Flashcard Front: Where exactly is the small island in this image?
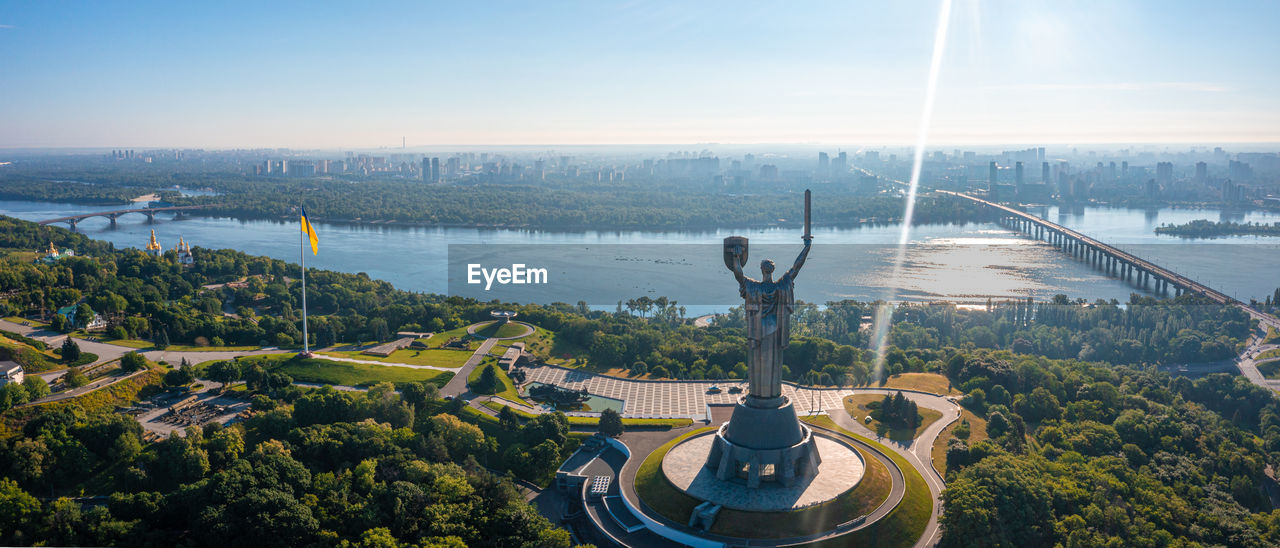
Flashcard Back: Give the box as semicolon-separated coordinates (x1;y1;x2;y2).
1155;219;1280;238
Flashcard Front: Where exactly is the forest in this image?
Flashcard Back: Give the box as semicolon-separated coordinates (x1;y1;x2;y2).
940;350;1280;547
0;377;576;547
1156;219;1280;238
3;214;1280;546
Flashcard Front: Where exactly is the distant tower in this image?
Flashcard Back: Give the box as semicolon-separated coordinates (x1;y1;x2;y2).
1015;161;1025;187
988;161;998;190
1195;161;1207;183
431;157;440;183
1156;162;1173;186
818;152;829;171
1042;162;1050;184
145;230;163;257
176;237;194;266
421;157;430;182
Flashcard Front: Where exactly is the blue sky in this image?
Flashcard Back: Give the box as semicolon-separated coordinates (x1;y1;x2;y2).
1;1;1277;148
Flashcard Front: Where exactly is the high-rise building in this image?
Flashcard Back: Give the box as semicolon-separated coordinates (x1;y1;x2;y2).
1037;147;1046;162
988;161;998;189
1156;162;1173;185
422;158;430;182
1229;160;1253;180
1195;161;1208;183
833;152;847;173
1015;161;1024;188
1042;162;1050;183
431;157;440;182
818;152;829;170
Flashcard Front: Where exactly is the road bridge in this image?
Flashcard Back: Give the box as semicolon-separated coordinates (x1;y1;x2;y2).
939;190;1236;303
38;205;212;229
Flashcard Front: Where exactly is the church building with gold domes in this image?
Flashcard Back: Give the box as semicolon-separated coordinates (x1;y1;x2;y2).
176;236;194;266
145;229;163;257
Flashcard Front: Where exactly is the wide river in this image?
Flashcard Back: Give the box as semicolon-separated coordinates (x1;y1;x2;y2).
3;198;1278;314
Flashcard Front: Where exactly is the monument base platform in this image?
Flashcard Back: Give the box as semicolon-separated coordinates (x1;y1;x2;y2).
662;430;865;512
704;396;822;488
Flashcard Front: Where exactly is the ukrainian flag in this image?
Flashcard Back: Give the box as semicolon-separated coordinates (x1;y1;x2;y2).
301;207;318;255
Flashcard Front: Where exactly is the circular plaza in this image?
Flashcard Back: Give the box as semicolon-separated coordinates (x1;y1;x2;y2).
660;429;865;512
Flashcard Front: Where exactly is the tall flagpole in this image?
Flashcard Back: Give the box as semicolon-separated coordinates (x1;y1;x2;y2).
300;208;310;357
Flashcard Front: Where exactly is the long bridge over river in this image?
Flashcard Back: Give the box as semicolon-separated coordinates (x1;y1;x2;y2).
38;205;212;229
939;190;1280;335
939;190;1232;302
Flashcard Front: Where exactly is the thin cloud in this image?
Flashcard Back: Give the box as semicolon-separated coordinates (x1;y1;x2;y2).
0;24;14;29
987;82;1231;93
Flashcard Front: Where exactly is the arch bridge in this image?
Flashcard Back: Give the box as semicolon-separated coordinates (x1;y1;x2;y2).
37;205;213;230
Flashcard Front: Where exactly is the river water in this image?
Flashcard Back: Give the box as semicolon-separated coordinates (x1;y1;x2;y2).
3;199;1277;313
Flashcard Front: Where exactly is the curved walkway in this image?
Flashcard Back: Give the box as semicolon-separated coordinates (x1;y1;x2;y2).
466;320;535;340
606;418;907;547
518;364;958;546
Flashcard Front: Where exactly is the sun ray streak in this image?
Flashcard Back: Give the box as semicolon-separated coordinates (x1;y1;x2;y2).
871;0;954;382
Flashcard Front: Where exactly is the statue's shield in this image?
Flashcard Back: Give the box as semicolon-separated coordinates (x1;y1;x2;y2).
723;236;748;270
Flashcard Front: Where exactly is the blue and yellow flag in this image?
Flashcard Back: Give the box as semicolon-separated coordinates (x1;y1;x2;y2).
301;207;318;255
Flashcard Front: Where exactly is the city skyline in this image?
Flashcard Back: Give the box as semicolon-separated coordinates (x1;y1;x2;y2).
2;1;1279;148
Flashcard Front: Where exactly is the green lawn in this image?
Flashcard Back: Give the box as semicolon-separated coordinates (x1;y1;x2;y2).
318;347;473;368
467;359;524;402
102;338;154;349
803;415;934;548
436;325;480;342
523;325;589;367
844;394;944;441
632;425;894;539
633;427;715;526
100;337;262;351
472;320;531;339
3;316;48;328
1265;327;1280;345
931;408;988;476
243;354;453;388
1258;348;1280;361
1258;359;1280;379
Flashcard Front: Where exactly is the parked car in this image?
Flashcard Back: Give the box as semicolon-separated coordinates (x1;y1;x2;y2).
706;386;721;394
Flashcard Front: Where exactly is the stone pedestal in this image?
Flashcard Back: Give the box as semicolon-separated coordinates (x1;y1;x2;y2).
704;396;821;488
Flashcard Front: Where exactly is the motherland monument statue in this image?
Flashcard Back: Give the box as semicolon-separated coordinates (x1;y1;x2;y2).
706;189;822;488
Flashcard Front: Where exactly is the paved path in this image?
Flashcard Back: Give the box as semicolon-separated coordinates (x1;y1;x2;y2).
466;320;535;340
827;398;958;548
602;415;910;547
692;314;719;328
523;364;956;419
1;318;287;376
522;363;959;547
441;338;497;397
29;368;150;405
1237;334;1280;391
